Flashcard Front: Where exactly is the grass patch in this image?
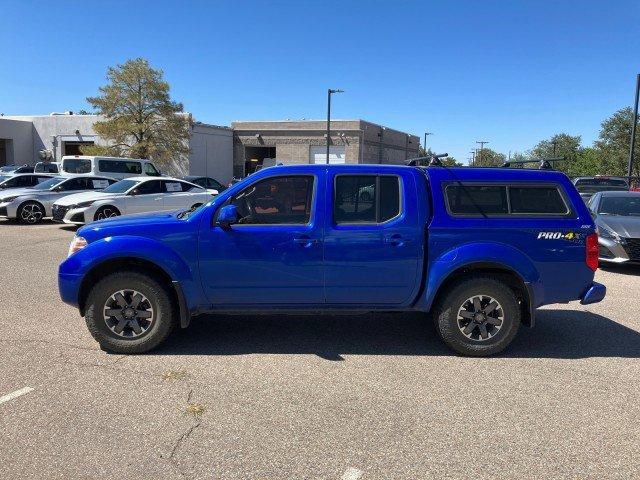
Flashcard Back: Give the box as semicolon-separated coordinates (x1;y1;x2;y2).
161;370;189;381
185;403;205;417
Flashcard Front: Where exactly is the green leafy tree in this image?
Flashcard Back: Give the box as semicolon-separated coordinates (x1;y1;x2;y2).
441;155;463;167
86;58;190;172
594;107;640;177
473;148;505;167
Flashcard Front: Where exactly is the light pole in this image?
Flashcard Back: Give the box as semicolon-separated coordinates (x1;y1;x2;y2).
424;132;433;154
476;140;489;165
628;74;640;180
326;89;344;164
469;150;476;166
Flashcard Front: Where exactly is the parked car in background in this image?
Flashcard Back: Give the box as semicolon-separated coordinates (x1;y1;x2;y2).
0;173;54;190
52;177;214;225
587;191;640;264
59;164;604;356
0;175;116;224
0;164;34;174
34;161;61;173
182;175;227;194
573;176;629;202
60;156;161;180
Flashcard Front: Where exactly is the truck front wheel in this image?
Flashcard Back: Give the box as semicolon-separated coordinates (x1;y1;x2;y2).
433;276;520;356
84;271;176;353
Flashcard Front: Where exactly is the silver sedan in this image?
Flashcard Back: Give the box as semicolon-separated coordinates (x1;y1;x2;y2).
0;175;116;224
587;191;640;264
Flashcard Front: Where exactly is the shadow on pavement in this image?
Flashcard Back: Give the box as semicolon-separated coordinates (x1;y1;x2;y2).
600;264;640;277
156;309;640;360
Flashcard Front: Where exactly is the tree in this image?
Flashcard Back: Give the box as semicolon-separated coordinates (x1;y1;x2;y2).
594;107;640;177
473;148;505;167
441;155;463;167
86;58;190;173
530;133;581;175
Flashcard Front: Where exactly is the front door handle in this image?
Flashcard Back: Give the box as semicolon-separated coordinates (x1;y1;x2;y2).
293;236;319;247
384;233;410;247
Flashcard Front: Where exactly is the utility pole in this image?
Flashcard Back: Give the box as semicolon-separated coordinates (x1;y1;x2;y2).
326;89;344;164
424;132;433;154
469;150;476;166
628;74;640;180
552;139;558;156
476;140;488;165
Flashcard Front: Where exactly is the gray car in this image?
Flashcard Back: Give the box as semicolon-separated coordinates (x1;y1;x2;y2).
587;191;640;264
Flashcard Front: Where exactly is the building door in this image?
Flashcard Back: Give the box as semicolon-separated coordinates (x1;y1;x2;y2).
244;146;276;175
0;139;6;166
62;141;94;156
310;146;346;164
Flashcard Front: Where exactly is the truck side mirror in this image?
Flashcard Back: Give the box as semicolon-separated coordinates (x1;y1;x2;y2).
217;204;238;228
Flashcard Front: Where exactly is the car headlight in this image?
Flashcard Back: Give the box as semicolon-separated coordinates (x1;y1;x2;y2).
68;236;88;257
597;225;619;241
73;200;95;208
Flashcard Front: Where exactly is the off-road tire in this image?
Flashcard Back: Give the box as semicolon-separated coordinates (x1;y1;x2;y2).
433;275;520;356
85;271;176;353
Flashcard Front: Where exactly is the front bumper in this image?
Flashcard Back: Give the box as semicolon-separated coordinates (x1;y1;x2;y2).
0;201;17;218
598;236;640;264
580;282;606;305
61;207;89;225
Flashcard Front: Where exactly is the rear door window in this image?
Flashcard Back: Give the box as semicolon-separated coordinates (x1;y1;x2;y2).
334;175;401;223
99;160;142;174
136;180;163;195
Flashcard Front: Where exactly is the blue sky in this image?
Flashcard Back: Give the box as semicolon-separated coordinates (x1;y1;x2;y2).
1;0;638;163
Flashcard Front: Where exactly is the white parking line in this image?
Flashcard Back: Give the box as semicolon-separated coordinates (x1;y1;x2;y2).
0;386;34;405
341;467;363;480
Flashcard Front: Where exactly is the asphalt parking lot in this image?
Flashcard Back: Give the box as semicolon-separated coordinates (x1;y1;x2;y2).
1;221;639;479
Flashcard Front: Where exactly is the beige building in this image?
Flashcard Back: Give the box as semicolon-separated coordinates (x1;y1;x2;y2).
231;120;420;177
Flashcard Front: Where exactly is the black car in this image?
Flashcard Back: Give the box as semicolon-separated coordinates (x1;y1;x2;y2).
573;176;629;202
182;175;227;193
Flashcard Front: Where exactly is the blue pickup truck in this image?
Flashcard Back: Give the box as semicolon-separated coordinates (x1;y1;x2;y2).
59;164;605;356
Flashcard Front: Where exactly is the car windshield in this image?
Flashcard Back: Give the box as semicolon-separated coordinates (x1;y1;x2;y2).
101;179;138;194
599;196;640;216
32;176;66;190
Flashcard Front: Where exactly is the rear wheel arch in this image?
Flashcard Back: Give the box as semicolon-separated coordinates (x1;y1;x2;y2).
432;262;533;327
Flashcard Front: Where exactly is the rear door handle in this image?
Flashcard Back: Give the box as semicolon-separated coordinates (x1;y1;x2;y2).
384;233;410;246
293;236;319;247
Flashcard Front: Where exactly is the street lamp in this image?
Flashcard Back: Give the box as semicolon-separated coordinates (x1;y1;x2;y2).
424;132;433;154
326;88;344;164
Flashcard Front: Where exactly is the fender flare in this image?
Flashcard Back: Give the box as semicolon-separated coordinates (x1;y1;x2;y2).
419;242;542;313
64;236;199;327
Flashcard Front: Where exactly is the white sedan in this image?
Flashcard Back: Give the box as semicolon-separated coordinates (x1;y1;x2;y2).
0;175;116;224
52;176;215;225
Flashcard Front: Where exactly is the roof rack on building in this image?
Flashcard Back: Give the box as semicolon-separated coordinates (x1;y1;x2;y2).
501;156;567;170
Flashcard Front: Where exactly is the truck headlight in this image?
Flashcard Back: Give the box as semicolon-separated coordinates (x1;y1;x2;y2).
68;236;88;257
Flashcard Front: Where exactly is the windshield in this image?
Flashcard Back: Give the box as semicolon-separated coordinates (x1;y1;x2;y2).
102;179;138;194
599;196;640;216
32;176;66;190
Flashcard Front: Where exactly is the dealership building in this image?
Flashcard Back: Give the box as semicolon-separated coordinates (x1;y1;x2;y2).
0;114;419;182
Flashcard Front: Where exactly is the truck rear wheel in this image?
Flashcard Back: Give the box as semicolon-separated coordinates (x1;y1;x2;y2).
433;276;520;356
84;271;176;353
